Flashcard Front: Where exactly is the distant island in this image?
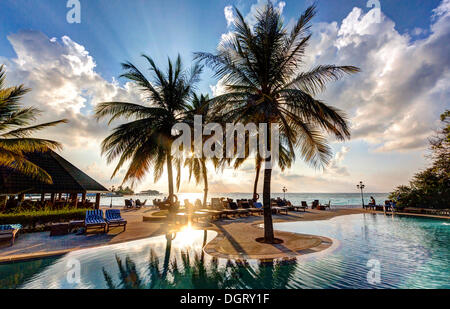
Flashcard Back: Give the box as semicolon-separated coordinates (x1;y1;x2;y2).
138;189;161;196
112;186;134;196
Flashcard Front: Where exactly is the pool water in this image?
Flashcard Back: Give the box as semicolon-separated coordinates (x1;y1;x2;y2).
0;214;448;289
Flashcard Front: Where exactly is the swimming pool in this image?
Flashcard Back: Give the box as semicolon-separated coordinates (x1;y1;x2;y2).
0;214;448;289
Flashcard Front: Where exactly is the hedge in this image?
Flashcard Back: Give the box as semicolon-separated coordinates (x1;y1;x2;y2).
0;209;89;230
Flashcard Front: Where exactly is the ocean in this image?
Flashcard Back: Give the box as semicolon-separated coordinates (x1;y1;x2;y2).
99;192;390;208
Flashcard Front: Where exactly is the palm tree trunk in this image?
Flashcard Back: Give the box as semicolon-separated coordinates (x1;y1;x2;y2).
166;153;174;209
0;173;6;211
0;196;6;211
263;157;275;243
162;233;174;280
201;159;208;208
253;158;261;201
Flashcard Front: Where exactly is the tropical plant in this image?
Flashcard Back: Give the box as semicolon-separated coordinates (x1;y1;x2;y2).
0;65;67;183
115;185;134;195
390;110;450;208
195;4;358;242
183;94;213;207
0;65;67;209
95;55;202;209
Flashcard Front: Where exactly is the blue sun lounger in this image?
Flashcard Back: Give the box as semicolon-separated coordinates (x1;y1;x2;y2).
0;224;22;246
105;209;127;232
85;210;107;233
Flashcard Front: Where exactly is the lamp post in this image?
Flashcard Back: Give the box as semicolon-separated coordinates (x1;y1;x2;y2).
109;186;115;208
357;181;365;208
282;186;287;200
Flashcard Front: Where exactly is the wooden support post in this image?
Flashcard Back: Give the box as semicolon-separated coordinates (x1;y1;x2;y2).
82;193;87;205
58;193;62;200
18;194;25;202
41;193;45;202
95;193;100;209
73;193;79;208
51;193;56;204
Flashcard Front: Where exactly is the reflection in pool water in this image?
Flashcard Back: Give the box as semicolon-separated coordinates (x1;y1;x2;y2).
0;214;448;289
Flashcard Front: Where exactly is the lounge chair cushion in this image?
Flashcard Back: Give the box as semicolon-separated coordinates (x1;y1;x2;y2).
85;210;106;225
0;224;22;231
105;209;126;223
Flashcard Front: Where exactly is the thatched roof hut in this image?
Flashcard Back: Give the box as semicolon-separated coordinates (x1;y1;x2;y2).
0;150;108;209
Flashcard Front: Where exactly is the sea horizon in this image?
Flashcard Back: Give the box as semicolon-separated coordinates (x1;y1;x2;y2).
99;192;390;207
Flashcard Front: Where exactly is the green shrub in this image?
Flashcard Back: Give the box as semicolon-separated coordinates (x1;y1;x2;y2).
3;200;72;214
0;208;89;229
390;110;450;209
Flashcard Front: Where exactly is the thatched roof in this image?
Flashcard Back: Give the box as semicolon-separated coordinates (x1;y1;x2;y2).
0;150;109;195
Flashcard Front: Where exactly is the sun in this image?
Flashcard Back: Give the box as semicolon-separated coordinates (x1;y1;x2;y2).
175;222;199;247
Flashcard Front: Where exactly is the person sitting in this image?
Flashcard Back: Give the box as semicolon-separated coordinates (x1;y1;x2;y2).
195;199;203;209
184;199;194;212
129;198;135;207
366;196;376;209
390;200;397;212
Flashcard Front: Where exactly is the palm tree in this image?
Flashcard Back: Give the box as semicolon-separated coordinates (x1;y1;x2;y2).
195;4;359;243
184;93;214;207
234;139;295;201
0;65;67;205
95;55;202;210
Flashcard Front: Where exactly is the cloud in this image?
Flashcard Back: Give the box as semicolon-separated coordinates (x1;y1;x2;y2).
212;1;450;154
0;30;142;147
224;5;234;27
0;30;143;187
275;171;355;192
211;0;288;97
245;0;286;28
209;77;228;96
327;146;350;176
305;3;450;152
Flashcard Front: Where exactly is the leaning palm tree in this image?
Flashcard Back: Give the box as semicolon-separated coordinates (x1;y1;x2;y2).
0;65;67;187
184;93;214;207
95;55;202;209
195;4;359;243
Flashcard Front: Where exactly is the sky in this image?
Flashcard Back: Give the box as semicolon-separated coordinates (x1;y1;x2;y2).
0;0;449;194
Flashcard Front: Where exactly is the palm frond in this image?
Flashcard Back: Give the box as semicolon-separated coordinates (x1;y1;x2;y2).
283;65;360;95
1;119;68;138
0;149;53;183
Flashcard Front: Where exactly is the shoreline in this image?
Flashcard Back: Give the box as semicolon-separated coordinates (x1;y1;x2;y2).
0;207;447;263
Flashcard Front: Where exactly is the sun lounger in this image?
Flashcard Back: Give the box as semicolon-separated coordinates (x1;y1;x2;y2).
211;198;222;209
85;209;107;233
136;199;147;208
105;209;127;232
293;201;308;212
211;200;239;218
272;206;288;215
0;224;22;246
124;199;133;208
317;201;331;210
241;200;264;215
198;208;225;219
311;200;319;209
233;201;250;217
245;200;264;215
192;211;210;222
